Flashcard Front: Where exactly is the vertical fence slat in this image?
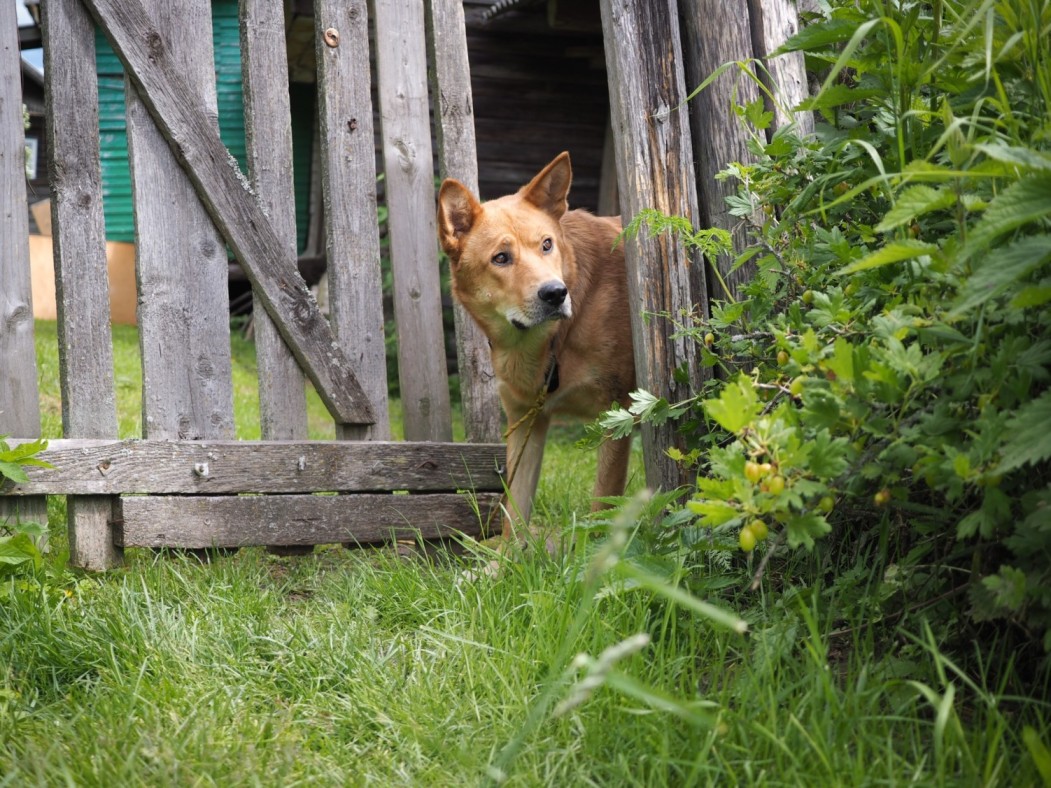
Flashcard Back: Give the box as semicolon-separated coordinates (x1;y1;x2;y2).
747;0;814;137
0;1;47;533
126;0;235;441
372;0;453;442
600;0;709;494
240;0;308;442
425;0;501;444
41;0;121;569
680;0;764;301
314;0;390;442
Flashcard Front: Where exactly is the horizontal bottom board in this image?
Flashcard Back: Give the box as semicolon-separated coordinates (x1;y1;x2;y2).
115;493;502;548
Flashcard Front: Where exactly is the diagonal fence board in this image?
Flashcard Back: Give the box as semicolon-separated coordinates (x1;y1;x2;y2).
116;493;501;549
6;440;505;496
82;0;373;427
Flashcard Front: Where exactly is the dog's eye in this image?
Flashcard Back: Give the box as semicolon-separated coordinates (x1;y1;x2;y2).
491;252;510;266
542;237;553;253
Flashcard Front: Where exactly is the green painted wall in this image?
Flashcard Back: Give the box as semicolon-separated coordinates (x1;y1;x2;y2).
95;0;312;253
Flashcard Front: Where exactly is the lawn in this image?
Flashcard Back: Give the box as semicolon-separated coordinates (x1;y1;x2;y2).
1;321;1048;785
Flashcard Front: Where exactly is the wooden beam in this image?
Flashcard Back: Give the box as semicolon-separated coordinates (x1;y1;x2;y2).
426;0;503;443
241;0;309;441
680;0;764;302
5;439;505;495
0;0;47;534
82;0;375;427
372;0;453;442
314;0;390;441
127;0;235;441
600;0;709;493
41;0;122;570
116;492;500;548
747;0;814;137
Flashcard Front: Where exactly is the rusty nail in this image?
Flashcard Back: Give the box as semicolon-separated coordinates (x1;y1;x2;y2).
324;27;340;47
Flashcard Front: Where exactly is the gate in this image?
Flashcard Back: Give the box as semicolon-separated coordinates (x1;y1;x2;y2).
1;0;504;569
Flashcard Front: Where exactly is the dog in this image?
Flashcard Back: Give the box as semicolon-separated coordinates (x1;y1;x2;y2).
437;152;635;543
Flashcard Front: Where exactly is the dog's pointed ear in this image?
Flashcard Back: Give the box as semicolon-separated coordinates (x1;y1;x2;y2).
438;179;483;263
521;151;572;219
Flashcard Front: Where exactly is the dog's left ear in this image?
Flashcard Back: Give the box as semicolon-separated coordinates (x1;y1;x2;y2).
521;151;572;219
437;178;483;263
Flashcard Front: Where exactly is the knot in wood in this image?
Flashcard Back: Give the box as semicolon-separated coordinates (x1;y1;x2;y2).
146;31;164;62
193;462;210;478
323;27;340;47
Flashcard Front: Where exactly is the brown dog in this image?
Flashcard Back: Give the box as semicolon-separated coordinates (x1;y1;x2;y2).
437;152;635;541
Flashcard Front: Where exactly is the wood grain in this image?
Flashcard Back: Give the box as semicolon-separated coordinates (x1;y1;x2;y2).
126;0;235;441
5;439;505;495
426;0;502;444
116;492;499;548
241;0;309;441
0;0;47;532
83;0;375;427
747;0;814;137
372;0;453;442
314;0;390;442
680;0;764;302
600;0;709;493
41;0;122;570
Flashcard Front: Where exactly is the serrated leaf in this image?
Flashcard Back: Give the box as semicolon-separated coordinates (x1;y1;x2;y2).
773;16;861;54
786;513;832;550
824;337;856;384
838;240;940;274
876;185;957;233
952;235;1051;314
797;85;883;112
963;173;1051;257
997;391;1051;474
1011;283;1051;308
702;375;761;434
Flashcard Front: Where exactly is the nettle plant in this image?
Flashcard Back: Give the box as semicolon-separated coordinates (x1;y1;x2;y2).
604;0;1051;647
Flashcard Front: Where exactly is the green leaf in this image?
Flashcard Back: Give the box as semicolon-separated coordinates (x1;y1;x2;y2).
1022;726;1051;786
980;566;1027;614
963;173;1051;258
0;461;29;484
773;16;861;54
702;375;761;434
838;240;940;274
997;391;1051;474
952;235;1051;314
824;337;856;384
617;562;748;634
742;97;773;131
797;85;883;112
685;498;739;527
974;143;1051;172
1011;283;1051;309
876;185;957;233
786;513;831;550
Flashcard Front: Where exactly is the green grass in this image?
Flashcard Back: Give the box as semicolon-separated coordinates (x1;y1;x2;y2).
2;321;1049;785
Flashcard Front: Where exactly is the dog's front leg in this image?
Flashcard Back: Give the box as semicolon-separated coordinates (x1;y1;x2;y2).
501;411;551;541
591;435;632;511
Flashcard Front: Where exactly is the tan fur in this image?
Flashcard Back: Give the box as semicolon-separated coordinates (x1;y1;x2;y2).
438;152;635;540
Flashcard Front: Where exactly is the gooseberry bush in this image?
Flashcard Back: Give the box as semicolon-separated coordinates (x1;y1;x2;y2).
604;0;1051;648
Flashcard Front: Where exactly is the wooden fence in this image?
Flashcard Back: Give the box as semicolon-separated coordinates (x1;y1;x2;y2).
1;0;810;570
0;0;503;570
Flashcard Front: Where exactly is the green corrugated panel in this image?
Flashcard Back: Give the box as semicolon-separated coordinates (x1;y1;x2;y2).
94;0;252;243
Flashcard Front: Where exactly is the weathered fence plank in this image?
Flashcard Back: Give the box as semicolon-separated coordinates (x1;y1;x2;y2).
0;0;47;532
127;0;235;441
6;439;504;495
680;0;764;301
372;0;453;442
426;0;502;444
41;0;121;570
747;0;814;137
241;0;309;441
600;0;709;493
314;0;390;442
83;0;374;427
116;493;500;548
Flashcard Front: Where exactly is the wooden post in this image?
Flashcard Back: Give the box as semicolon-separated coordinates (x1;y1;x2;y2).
371;0;453;442
240;0;309;442
0;0;48;534
41;0;121;569
679;0;764;302
425;0;502;444
600;0;709;494
314;0;391;442
125;0;235;443
747;0;814;137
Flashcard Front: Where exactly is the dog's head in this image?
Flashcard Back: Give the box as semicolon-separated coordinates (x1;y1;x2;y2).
438;152;574;339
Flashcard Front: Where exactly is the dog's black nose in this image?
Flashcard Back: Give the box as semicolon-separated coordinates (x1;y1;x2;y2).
538;281;568;306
